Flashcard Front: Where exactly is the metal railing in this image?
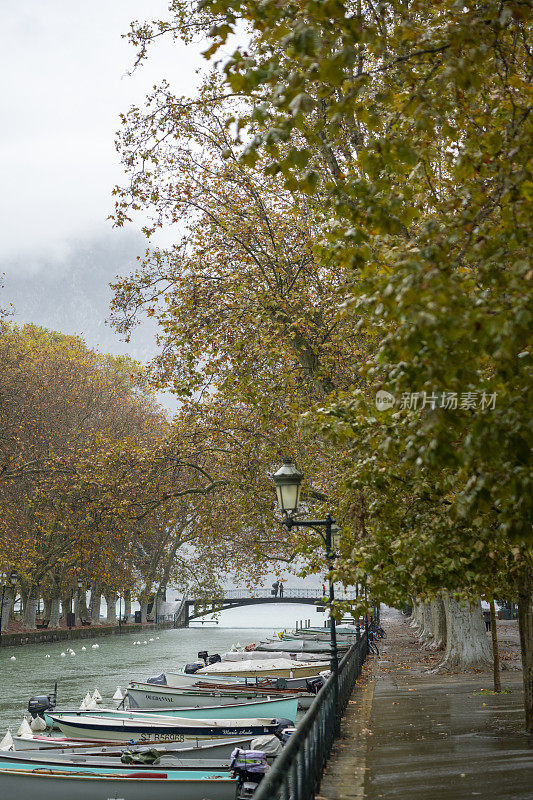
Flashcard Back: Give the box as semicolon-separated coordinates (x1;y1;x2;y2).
253;632;368;800
189;588;360;601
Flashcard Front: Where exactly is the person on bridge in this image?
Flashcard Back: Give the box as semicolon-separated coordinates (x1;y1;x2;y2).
279;581;284;598
272;581;279;597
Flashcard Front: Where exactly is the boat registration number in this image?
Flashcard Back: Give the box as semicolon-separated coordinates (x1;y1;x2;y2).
139;733;185;742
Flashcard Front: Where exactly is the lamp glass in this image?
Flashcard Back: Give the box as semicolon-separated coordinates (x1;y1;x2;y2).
331;523;341;552
272;459;303;515
10;573;17;585
77;578;83;589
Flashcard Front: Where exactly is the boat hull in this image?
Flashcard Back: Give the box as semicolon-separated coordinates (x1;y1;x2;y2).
50;714;288;744
13;736;254;756
0;763;238;800
127;682;305;708
166;670;326;690
46;696;297;727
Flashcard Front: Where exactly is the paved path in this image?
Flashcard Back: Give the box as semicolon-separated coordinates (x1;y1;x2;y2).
320;608;532;800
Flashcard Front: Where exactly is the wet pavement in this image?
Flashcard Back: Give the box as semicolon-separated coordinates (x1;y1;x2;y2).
320;609;532;800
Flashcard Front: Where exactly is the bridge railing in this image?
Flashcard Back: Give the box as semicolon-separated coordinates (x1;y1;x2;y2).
188;588;360;602
252;632;368;800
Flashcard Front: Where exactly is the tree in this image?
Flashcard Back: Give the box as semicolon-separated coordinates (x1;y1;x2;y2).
121;1;533;728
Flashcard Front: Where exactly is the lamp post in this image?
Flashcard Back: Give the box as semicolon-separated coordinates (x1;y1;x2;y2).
272;458;341;734
0;572;17;646
118;592;122;633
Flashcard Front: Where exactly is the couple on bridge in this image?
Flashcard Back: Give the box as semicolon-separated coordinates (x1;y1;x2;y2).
272;580;284;598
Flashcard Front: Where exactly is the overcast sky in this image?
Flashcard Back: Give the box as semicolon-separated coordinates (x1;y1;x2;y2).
0;1;203;378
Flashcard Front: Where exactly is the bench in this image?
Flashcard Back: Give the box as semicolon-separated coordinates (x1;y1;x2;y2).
36;620;49;629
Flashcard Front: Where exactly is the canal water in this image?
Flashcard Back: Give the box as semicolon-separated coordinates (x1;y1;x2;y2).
0;603;324;734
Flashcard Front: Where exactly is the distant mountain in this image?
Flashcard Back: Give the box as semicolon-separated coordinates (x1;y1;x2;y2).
2;231;157;362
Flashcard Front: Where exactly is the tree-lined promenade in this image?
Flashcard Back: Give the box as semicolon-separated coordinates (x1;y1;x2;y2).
1;0;531;742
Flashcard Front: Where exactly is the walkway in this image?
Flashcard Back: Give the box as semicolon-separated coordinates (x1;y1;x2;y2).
320;608;531;800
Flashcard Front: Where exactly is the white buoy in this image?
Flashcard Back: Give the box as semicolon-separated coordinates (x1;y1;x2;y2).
0;729;13;751
17;717;33;738
155;636;160;640
143;640;147;645
79;698;87;710
112;686;124;701
83;691;92;705
45;654;50;659
91;644;99;649
92;688;103;704
86;697;98;710
149;637;154;642
10;656;16;661
69;650;76;656
30;715;47;732
60;652;66;657
81;646;86;651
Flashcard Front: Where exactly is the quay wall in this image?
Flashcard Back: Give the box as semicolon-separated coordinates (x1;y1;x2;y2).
0;621;175;648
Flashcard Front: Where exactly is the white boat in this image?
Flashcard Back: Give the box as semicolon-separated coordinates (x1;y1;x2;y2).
126;681;315;710
195;658;330;679
0;761;238;800
47;697;297;726
12;735;255;756
166;669;328;690
49;713;291;743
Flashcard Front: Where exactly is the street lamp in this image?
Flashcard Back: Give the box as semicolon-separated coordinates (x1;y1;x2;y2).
272;459;341;734
0;572;17;646
118;592;122;633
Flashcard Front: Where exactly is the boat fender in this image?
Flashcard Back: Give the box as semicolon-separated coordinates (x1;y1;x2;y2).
17;716;33;738
0;729;14;751
30;715;47;732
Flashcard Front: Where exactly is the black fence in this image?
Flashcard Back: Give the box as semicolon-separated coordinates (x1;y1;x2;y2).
253;633;368;800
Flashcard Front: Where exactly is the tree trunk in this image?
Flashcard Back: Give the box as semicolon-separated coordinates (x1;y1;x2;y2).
518;564;533;734
430;597;447;650
42;595;51;622
0;588;14;631
434;594;491;672
140;601;149;624
410;600;422;629
62;595;73;624
76;587;89;623
89;585;102;624
23;585;39;629
490;599;501;693
48;596;60;628
418;602;433;645
104;592;117;625
124;589;132;622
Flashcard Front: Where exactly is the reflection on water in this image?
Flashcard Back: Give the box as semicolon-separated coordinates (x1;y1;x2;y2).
0;626;278;732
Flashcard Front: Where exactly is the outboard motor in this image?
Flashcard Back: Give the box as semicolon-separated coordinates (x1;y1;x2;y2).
146;673;167;685
230;748;269;800
184;661;204;674
305;676;325;695
273;718;294;739
280;726;297;743
28;682;57;719
207;653;221;665
197;650;209;664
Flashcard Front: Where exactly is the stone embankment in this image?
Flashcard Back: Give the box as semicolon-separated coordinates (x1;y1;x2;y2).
0;620;174;648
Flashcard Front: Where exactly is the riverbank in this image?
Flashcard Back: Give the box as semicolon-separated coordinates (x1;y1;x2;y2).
0;620;174;647
320;609;529;800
